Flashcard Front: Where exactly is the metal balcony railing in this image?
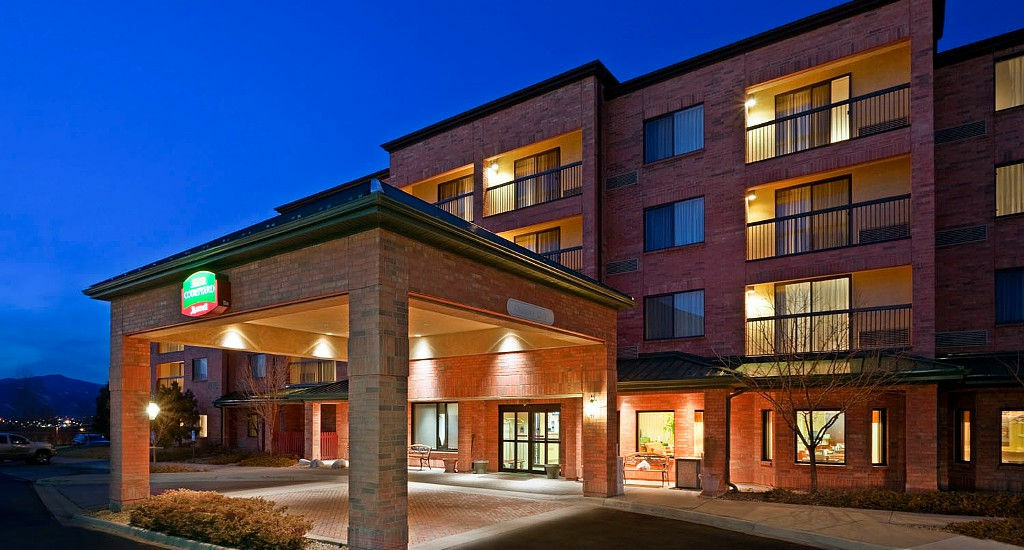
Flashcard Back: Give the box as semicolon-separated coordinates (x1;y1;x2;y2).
539;246;583;271
484;162;583;216
746;83;911;163
745;304;912;356
434;191;474;222
746;194;911;260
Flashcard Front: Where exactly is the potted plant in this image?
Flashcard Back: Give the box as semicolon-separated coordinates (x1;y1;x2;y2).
544;463;560;479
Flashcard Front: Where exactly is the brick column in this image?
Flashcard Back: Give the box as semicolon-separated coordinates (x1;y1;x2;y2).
304;402;321;461
702;388;729;495
904;384;939;492
347;283;409;550
472;160;485;221
336;402;348;460
110;335;151;511
581;344;618;497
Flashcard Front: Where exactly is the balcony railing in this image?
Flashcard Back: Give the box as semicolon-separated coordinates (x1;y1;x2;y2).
745;304;912;356
746;194;911;260
434;191;474;222
746;84;910;163
484;162;583;216
539;246;583;271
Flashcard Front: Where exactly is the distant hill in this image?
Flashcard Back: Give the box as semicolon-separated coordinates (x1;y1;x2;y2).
0;375;102;419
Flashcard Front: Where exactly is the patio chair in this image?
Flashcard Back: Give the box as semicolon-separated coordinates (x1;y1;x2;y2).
409;444;432;471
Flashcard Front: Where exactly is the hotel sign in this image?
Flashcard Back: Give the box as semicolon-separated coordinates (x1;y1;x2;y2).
506;298;554;325
181;271;230;317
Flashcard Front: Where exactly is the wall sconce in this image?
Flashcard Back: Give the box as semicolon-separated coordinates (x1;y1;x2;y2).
745;191;757;201
488;161;499;173
584;394;599;419
744;97;756;109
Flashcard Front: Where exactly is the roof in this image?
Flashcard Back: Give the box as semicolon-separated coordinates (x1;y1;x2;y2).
83;178;634;310
274;168;389;214
380;0;946;152
214;380;350;406
935;28;1024;67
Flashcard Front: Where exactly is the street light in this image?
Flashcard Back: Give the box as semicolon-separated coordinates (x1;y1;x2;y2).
147;402;160;463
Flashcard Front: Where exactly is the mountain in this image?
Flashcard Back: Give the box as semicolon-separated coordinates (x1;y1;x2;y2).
0;375;102;419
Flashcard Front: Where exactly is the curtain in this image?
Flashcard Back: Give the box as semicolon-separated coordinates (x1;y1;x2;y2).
776;185;811;255
514;149;560;207
775;81;832;156
644;115;674;163
673;290;705;337
811;178;850;250
674;197;704;246
996;55;1024;111
644;204;674;251
514;228;560;255
437;175;471;200
811;278;850;351
645;295;675;339
673;105;704;155
997;163;1024;217
996;269;1024;323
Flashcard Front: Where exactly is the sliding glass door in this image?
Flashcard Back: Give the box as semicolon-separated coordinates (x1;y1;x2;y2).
499;405;560;473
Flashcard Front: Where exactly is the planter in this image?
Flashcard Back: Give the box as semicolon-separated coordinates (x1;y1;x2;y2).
472;460;488;474
442;458;459;473
544;464;560;479
698;472;719;493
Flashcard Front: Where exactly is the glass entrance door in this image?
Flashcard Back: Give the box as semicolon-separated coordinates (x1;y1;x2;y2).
500;405;560;473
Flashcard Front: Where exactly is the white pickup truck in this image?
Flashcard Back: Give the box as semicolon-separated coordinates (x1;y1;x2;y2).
0;433;55;464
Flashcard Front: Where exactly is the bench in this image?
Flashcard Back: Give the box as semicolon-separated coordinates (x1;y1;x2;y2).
409;444;432;470
622;453;670;487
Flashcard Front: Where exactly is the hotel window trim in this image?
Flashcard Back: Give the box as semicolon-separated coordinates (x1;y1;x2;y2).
636;411;675;456
1002;410;1024;464
412;402;458;451
761;410;774;461
644;196;705;252
956;409;972;463
191;357;208;381
644;289;705;340
995;54;1024;111
644;104;704;163
871;409;887;466
996;268;1024;324
795;410;845;464
996;161;1024;217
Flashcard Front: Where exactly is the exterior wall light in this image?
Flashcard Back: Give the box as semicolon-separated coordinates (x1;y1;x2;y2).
584;394;599;419
746;192;757;201
488;161;499;173
744;97;756;109
146;402;160;420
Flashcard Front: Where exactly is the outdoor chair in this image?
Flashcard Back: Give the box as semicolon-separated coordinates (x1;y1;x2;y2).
409;444;432;470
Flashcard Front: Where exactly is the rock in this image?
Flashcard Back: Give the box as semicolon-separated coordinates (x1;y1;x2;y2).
331;458;348;469
310;459;323;468
298;459;311;466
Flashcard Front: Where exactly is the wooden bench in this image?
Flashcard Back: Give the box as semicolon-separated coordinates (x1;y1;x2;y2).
622;453;670;487
409;444;432;470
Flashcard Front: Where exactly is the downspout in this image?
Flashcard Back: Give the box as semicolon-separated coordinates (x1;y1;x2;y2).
724;388;746;492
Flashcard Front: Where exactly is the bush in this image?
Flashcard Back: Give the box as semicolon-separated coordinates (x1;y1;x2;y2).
150;464;207;474
948;518;1024;546
199;452;249;465
728;488;1024;518
129;489;311;550
237;453;297;467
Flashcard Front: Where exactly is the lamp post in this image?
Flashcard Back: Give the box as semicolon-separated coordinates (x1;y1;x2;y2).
147;402;160;463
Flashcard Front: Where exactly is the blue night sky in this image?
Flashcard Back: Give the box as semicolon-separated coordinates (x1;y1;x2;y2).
0;1;1020;384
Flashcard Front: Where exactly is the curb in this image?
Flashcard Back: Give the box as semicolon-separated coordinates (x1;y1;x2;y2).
72;514;236;550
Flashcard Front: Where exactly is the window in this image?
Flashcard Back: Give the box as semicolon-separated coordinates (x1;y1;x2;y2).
247;413;259;438
996;268;1024;324
1003;410;1024;464
191;358;208;381
996;54;1024;111
644;197;705;251
644;290;705;340
795;410;845;464
412;402;458;451
157;342;185;353
774;177;851;255
514;228;561;255
249;354;267;379
996;162;1024;217
957;410;972;463
10;435;29;445
289;360;337;384
198;414;208;438
774;276;850;352
761;410;774;461
156;362;185;390
871;409;887;465
693;410;704;457
644;104;704;163
773;76;850;156
437;175;472;200
636;411;674;455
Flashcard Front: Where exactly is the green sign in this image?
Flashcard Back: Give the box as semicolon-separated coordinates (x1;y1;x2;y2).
181;271;229;317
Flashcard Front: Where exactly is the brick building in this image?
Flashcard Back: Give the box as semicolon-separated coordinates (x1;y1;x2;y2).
86;0;1024;547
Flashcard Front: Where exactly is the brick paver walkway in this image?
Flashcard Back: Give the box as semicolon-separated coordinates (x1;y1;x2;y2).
245;482;564;544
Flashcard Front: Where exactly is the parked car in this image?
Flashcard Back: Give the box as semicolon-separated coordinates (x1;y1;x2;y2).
0;433;55;464
72;433;110;447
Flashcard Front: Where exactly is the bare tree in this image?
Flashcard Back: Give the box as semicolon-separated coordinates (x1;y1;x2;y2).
719;285;909;492
237;354;289;454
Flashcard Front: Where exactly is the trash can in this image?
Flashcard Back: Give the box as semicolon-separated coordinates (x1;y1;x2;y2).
544;464;560;479
472;460;488;474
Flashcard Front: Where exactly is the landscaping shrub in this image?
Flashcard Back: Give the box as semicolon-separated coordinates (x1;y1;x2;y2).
728;488;1024;518
199;452;249;465
129;489;311;550
150;464;207;473
947;518;1024;546
237;453;297;467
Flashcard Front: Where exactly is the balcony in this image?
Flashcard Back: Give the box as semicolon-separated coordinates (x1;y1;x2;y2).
499;215;585;272
539;246;583;271
434;191;473;222
402;167;475;222
745;84;910;163
746;194;910;260
484;161;582;216
746;304;912;356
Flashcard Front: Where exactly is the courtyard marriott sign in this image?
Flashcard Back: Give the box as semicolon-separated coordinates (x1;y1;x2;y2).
181;271;231;317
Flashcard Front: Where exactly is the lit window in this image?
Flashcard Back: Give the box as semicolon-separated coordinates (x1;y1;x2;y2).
644;104;704;163
191;357;208;381
761;410;773;461
958;410;972;463
996;268;1024;324
644;290;705;340
157;342;185;353
198;415;208;438
795;410;845;464
247;413;259;438
289;360;337;384
995;54;1024;111
413;402;458;451
644;197;705;251
637;411;674;455
1001;410;1024;464
996;162;1024;217
693;410;704;457
156;362;185;391
871;409;886;465
249;354;267;379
